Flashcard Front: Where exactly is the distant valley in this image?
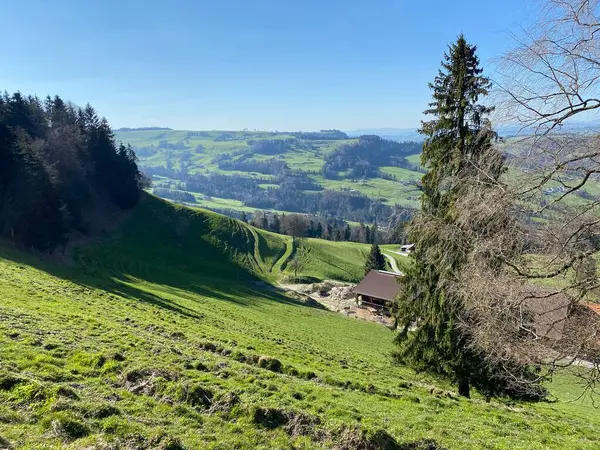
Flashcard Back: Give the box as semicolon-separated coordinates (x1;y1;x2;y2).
115;129;424;225
115;127;600;232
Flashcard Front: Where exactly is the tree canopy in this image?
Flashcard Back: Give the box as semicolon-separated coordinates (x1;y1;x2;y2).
0;92;145;251
393;36;543;399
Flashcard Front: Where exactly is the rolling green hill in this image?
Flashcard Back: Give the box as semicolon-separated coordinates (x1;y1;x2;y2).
114;129;424;220
0;195;599;449
116;129;600;227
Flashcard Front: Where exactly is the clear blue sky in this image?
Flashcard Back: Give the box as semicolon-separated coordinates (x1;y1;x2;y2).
1;0;537;131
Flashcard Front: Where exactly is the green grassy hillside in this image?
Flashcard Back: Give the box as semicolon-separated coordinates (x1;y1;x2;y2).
86;194;398;285
291;240;410;282
117;130;600;224
1;196;599;449
114;129;424;216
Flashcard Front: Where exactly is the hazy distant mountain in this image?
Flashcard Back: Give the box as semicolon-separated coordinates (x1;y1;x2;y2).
345;128;423;142
348;122;600;141
496;121;600;137
116;126;172;132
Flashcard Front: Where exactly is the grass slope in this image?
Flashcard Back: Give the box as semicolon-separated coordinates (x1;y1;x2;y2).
0;196;599;449
114;129;424;216
117;129;600;220
292;240;410;282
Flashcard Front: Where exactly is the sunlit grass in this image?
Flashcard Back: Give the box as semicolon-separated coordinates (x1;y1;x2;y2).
1;196;599;448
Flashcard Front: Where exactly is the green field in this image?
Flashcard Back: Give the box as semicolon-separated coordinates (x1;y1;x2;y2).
0;195;599;449
117;129;600;224
115;129;423;218
406;153;422;166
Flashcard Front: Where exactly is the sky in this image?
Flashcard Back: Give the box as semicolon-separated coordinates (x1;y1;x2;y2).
1;0;539;131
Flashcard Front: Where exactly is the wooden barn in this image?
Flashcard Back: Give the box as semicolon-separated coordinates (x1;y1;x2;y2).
354;270;402;310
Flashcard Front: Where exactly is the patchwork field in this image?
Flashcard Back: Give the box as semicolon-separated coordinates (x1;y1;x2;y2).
114;129;424;218
0;195;599;449
115;130;600;224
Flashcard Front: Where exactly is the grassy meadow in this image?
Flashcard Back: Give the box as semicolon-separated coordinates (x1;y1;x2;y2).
116;129;600;222
114;129;423;217
0;195;599;449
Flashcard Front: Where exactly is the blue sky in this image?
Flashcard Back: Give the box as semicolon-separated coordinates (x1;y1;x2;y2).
1;0;537;131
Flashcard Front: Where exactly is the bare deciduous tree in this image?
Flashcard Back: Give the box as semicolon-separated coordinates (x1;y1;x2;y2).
465;0;600;400
497;0;600;133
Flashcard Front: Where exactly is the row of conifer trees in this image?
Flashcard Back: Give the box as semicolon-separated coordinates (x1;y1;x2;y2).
0;92;145;250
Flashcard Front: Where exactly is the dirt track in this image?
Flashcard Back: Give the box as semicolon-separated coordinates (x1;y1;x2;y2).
383;253;402;274
278;280;393;326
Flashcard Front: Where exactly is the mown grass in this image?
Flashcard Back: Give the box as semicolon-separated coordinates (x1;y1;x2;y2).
0;196;599;449
290;239;371;283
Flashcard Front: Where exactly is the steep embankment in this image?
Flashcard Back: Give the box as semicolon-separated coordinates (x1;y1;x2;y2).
73;195;287;284
0;195;599;449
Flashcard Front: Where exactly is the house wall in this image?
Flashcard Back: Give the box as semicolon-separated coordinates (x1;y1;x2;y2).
359;295;391;308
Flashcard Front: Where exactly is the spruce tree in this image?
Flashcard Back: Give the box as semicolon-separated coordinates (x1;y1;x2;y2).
271;213;281;233
326;224;333;240
0;91;144;250
371;221;378;244
335;228;342;242
344;224;351;241
315;222;323;238
364;244;386;275
259;213;268;230
393;35;501;398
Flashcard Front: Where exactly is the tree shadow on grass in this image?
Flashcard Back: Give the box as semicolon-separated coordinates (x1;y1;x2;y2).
0;244;326;325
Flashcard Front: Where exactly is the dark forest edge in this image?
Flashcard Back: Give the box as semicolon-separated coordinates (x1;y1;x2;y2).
0;92;147;251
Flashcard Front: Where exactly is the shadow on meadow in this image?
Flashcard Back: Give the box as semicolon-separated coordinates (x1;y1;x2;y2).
0;238;325;325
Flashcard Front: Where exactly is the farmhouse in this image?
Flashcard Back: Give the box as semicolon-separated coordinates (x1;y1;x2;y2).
518;291;600;342
400;243;415;254
354;270;401;309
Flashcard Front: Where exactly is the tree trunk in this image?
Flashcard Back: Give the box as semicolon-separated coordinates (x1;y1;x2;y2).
458;376;470;398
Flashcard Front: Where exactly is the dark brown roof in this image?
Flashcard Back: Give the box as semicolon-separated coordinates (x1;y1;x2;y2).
354;270;401;302
523;292;571;340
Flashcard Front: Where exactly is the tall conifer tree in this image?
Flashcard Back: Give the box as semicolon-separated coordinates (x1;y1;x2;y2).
364;244;386;275
393;35;500;398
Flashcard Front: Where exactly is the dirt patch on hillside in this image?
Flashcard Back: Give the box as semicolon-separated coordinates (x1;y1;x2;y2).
278;281;393;326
